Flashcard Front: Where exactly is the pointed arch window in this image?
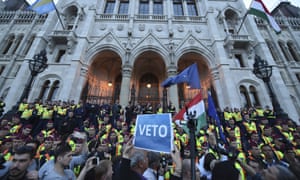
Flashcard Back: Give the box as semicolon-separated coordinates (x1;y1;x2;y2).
39;80;50;101
11;35;23;54
1;35;15;55
265;39;280;63
65;6;78;30
22;35;35;56
249;86;260;107
287;41;300;62
225;9;239;34
48;80;60;101
239;85;250;107
278;41;291;62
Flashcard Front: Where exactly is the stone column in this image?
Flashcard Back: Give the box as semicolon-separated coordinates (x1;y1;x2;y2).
119;64;132;107
166;65;179;110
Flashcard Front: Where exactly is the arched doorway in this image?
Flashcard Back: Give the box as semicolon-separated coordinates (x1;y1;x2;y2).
177;52;212;105
138;73;159;105
81;50;122;104
132;51;166;107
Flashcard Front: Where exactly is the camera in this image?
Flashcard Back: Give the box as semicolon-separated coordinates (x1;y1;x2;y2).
92;157;99;165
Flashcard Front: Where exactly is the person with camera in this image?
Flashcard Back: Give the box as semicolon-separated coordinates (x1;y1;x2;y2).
77;156;113;180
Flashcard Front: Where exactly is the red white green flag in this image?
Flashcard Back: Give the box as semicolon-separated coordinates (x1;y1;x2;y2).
173;92;207;134
248;0;281;33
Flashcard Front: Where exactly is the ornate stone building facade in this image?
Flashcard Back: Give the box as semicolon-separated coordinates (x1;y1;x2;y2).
0;0;299;122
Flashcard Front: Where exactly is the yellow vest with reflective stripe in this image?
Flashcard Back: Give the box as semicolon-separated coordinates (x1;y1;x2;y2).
224;112;232;121
256;109;264;117
235;162;246;180
42;109;53;119
21;109;33;119
18;103;28;112
233;112;242;122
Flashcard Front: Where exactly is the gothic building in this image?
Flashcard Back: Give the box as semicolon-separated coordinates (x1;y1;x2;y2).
0;0;299;122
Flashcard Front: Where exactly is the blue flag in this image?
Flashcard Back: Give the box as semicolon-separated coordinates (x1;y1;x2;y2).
207;92;227;144
29;0;55;14
162;63;201;89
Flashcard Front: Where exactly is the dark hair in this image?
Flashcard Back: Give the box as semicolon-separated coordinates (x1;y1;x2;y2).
147;151;161;168
204;153;216;171
54;143;72;162
14;145;35;159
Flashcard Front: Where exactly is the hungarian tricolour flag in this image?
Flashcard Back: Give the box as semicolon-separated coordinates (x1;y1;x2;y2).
248;0;281;33
173;93;206;134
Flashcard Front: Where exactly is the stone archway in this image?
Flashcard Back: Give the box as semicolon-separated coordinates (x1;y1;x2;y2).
177;52;212;106
132;51;166;108
82;50;122;104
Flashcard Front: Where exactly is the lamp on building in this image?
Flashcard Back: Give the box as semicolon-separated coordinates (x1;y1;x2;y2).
16;49;48;109
146;83;151;88
252;55;287;119
108;81;112;87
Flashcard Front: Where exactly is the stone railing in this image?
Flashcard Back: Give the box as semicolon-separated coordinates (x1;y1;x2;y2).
0;11;47;24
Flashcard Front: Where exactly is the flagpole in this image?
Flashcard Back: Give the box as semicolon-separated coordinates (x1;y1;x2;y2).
237;11;248;34
51;0;65;30
186;106;196;180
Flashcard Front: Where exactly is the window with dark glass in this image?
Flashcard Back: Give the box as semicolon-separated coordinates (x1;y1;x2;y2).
1;35;15;54
139;0;149;14
287;42;300;62
173;0;183;16
39;80;50;100
153;1;163;15
48;80;60;100
55;50;66;63
104;1;115;14
278;41;291;61
23;35;35;55
296;73;300;82
240;86;250;107
249;86;260;107
119;1;129;14
187;0;197;16
0;66;5;75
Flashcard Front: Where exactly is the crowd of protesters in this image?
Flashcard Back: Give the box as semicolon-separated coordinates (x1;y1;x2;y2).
0;97;299;180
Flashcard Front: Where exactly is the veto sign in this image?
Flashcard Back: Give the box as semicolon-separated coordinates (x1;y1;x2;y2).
133;113;174;153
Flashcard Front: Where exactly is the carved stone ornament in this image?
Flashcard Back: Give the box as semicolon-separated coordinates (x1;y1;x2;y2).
139;24;145;31
99;24;107;30
178;25;184;32
156;25;163;32
117;24;124;31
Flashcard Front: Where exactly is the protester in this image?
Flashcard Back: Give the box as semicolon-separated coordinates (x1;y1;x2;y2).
143;151;163;180
118;138;148;180
0;145;38;180
38;143;76;180
0;97;299;180
77;157;113;180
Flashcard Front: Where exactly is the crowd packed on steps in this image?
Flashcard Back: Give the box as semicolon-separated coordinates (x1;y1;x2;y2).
0;97;299;180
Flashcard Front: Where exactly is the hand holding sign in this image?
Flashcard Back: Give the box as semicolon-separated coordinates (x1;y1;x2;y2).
122;138;134;159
